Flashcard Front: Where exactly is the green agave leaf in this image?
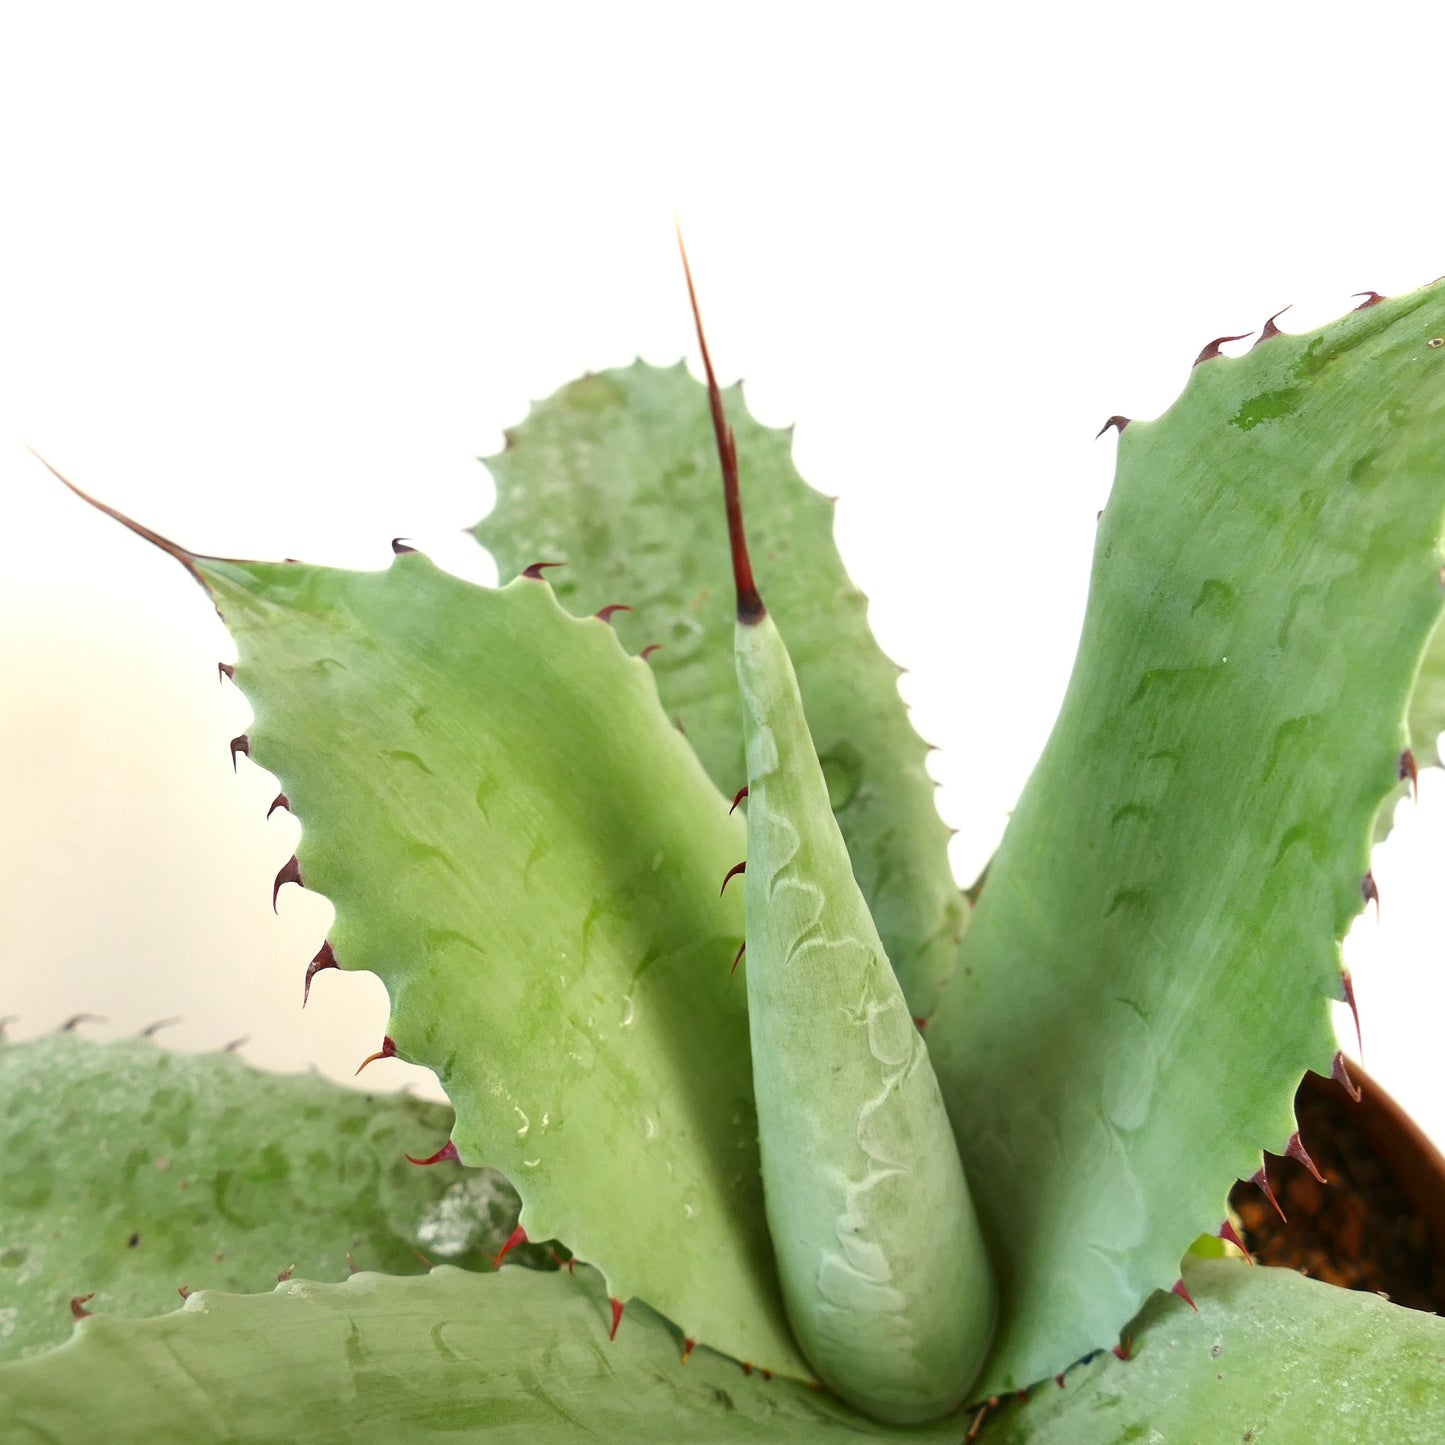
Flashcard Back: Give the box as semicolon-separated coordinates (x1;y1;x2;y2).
927;285;1445;1391
194;554;805;1377
0;1265;961;1443
0;1033;517;1363
987;1258;1445;1444
476;362;966;1016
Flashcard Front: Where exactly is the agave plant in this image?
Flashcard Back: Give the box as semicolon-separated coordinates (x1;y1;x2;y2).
3;267;1445;1441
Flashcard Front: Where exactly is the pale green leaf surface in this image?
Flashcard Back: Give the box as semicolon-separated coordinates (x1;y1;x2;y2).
928;285;1445;1391
196;555;804;1377
0;1034;514;1363
476;363;966;1016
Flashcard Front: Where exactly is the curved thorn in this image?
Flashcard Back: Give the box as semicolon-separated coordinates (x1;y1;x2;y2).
1252;306;1292;347
60;1013;104;1033
521;561;564;581
731;941;746;975
1352;291;1386;309
230;734;250;770
303;941;339;1007
405;1140;459;1167
1193;332;1252;367
1400;749;1419;802
681;1337;696;1365
1095;415;1130;438
1332;1051;1362;1102
276;1264;295;1283
390;538;416;555
1286;1131;1327;1184
729;785;749;814
639;643;663;661
1170;1278;1200;1312
177;1284;191;1300
354;1035;396;1076
594;604;633;624
493;1225;528;1269
70;1294;96;1320
720;860;746;895
1362;870;1380;918
267;792;291;819
1340;967;1362;1058
608;1297;625;1341
138;1017;182;1039
273;855;304;911
1218;1219;1251;1260
1252;1164;1287;1222
217;661;235;683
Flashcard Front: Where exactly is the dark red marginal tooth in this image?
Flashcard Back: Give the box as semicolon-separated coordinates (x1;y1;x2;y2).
594;604;633;624
912;1016;929;1031
1362;870;1380;917
1286;1131;1327;1184
1252;1164;1287;1222
681;1337;696;1365
217;661;235;682
548;1249;577;1276
177;1284;191;1300
521;561;564;581
390;538;417;555
493;1226;528;1269
729;786;749;814
405;1140;459;1167
277;1264;294;1282
760;1369;773;1382
1218;1219;1252;1261
1353;291;1386;309
1112;1336;1133;1361
414;1247;434;1270
741;1362;754;1376
1340;967;1363;1057
720;861;746;895
70;1294;95;1320
1193;332;1252;366
1252;306;1292;347
1333;1050;1362;1102
1055;1374;1066;1388
60;1013;104;1033
731;942;746;975
346;1253;359;1274
273;855;304;911
639;644;663;661
1400;749;1419;802
1095;415;1130;438
303;941;339;1007
608;1298;625;1341
138;1017;182;1038
230;734;250;770
354;1036;396;1076
1171;1278;1200;1312
267;792;291;819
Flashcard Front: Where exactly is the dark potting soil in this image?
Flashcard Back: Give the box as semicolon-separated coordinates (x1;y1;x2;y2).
1227;1075;1445;1313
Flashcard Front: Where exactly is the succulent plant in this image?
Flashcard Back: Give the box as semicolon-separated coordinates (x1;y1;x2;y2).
4;268;1445;1440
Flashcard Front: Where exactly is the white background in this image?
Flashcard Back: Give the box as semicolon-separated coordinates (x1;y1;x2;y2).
2;5;1443;1149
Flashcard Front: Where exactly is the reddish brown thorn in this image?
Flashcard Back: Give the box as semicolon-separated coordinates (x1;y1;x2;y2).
303;941;339;1007
217;661;235;682
608;1298;624;1341
70;1294;95;1320
595;604;633;624
390;538;416;555
1400;749;1419;802
731;942;746;975
277;1264;294;1283
548;1249;577;1276
1112;1336;1133;1361
1362;870;1380;918
354;1036;396;1076
681;1337;696;1364
1252;306;1291;347
1095;415;1130;438
1252;1164;1287;1222
177;1284;191;1300
1171;1278;1199;1312
493;1225;528;1269
267;792;291;818
60;1013;104;1033
522;561;564;580
139;1017;182;1038
405;1140;459;1167
1219;1219;1251;1260
414;1247;434;1270
730;786;749;814
741;1362;754;1376
640;644;663;661
230;734;250;770
1353;291;1386;309
1193;332;1252;366
964;1405;991;1443
346;1253;359;1274
1340;967;1362;1057
272;855;304;911
1333;1050;1362;1102
912;1016;929;1031
760;1369;773;1382
1287;1131;1327;1184
720;861;746;895
1055;1374;1066;1388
